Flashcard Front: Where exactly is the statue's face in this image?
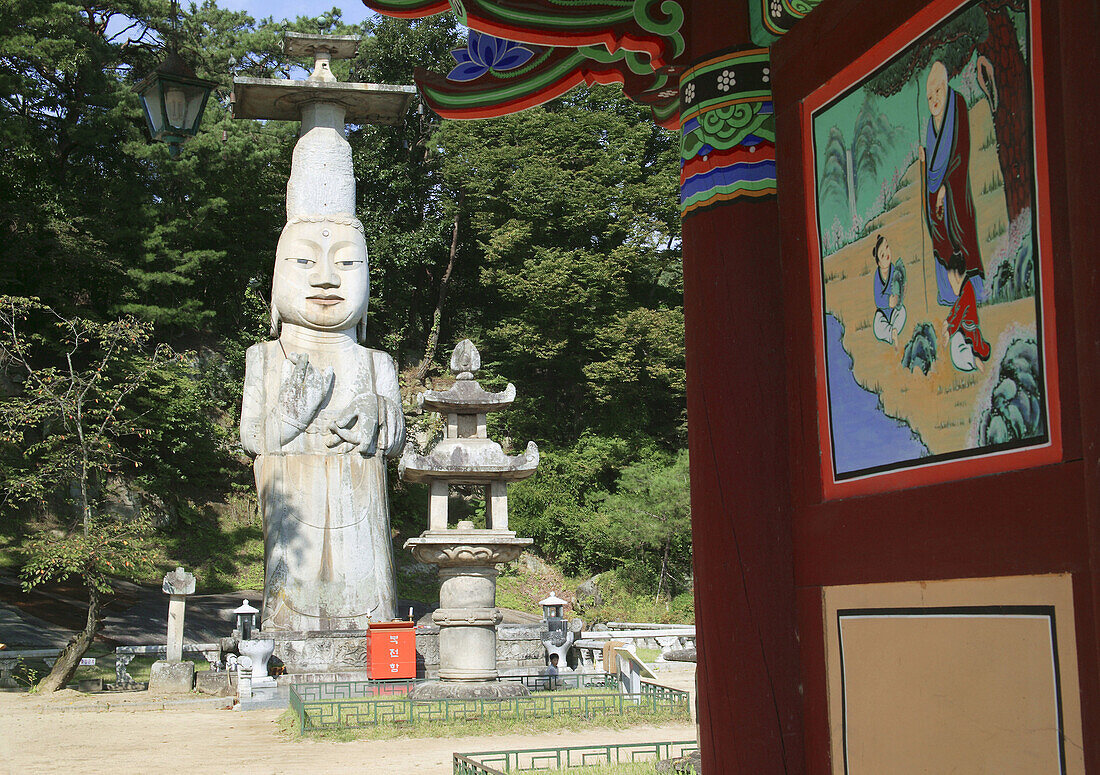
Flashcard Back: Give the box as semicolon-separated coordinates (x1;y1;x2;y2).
272;220;368;333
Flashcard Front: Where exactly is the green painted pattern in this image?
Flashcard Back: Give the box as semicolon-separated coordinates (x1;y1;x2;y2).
579;44;657;76
681;101;774;159
480;1;632;29
427;49;591;107
681;176;776;210
489;48;557;79
632;0;685;58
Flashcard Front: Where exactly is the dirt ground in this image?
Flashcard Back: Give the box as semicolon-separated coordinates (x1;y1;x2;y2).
0;671;697;775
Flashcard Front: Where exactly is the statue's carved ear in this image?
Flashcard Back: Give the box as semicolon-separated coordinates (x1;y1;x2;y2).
357;317;367;345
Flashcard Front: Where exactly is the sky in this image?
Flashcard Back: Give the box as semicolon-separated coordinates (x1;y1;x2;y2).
214;0;375;24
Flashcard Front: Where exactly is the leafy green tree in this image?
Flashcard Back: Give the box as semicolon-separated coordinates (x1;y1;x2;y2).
820;93;903;225
432;89;684;447
0;296;164;691
595;448;691;603
0;1;690;612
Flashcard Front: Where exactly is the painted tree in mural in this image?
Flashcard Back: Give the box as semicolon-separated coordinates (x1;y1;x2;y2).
866;0;1031;223
819;93;904;225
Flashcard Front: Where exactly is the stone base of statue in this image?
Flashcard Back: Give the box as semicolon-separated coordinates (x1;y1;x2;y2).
266;629;371;674
407;679;529;700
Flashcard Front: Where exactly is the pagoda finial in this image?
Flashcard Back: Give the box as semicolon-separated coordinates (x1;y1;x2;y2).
450;339;480;380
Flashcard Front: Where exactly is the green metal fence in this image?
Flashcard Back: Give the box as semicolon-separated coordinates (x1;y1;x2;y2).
502;672;618;692
453;740;699;774
291;678;419;701
289;673;616;704
289;681;690;731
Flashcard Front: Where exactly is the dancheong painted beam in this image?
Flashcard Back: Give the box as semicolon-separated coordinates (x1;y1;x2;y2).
361;0;686;128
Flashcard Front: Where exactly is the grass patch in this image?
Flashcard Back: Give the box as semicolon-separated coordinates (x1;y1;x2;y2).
986;220;1007;242
162;493;265;592
285;686;690;740
558;764;669;775
579;571;694;625
283;702;688;742
6;650;210;689
981;171;1004;195
979;130;997;151
634;647;661;663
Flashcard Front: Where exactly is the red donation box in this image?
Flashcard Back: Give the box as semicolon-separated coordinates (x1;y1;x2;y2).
368;621;417;679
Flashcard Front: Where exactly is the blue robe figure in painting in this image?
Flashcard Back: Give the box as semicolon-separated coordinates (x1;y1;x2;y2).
919;61;985;306
871;234;907;348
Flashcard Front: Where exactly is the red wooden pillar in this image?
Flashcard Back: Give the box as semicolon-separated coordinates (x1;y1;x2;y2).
681;3;804;771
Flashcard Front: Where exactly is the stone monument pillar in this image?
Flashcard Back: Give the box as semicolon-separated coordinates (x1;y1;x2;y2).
233;35;416;656
148;566;196;693
401;341;538;699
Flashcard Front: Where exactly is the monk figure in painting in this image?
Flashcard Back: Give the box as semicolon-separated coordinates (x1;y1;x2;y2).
919;60;985;307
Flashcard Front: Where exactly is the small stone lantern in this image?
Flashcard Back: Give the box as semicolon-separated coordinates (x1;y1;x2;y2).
539;593;574;671
539;593;568;634
234;600;259;640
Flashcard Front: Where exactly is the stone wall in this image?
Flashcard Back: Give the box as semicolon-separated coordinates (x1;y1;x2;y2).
416;623;545;678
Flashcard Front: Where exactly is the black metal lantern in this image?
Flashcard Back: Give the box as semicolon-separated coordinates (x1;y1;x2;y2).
133;2;216;157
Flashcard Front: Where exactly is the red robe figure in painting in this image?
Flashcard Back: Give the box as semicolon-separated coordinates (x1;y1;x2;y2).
943;255;990;372
920;61;985;305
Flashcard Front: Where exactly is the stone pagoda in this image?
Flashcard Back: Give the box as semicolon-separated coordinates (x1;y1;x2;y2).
401;340;538;698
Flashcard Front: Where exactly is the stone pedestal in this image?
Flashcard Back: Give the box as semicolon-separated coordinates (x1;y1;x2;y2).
148;660;195;693
404;526;531;698
267;629;372;674
436;566;502;680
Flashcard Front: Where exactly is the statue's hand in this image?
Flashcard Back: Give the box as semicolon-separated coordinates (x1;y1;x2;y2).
278;352;334;435
377;396;405;458
326;393;381;455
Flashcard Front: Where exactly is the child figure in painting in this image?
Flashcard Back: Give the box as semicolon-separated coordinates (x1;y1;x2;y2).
943;251;990;372
871;234;907;347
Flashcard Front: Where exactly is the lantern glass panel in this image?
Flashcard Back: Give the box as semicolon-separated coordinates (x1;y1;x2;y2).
138;78;166;137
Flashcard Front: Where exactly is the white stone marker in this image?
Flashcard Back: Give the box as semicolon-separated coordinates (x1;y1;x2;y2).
162;566;196;663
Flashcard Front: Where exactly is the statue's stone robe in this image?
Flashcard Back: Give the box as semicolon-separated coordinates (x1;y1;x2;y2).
241;339;402;631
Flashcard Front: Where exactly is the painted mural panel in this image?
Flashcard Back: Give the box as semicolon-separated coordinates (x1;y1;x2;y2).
803;0;1059;496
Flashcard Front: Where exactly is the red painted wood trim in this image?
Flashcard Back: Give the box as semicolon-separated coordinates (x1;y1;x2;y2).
796;586;831;775
1053;0;1100;766
772;0;1100;769
793;460;1090;588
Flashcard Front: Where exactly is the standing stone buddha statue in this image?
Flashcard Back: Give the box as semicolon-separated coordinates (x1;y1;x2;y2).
239;77;405;632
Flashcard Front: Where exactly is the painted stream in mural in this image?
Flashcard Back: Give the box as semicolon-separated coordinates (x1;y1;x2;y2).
826;314;929;474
